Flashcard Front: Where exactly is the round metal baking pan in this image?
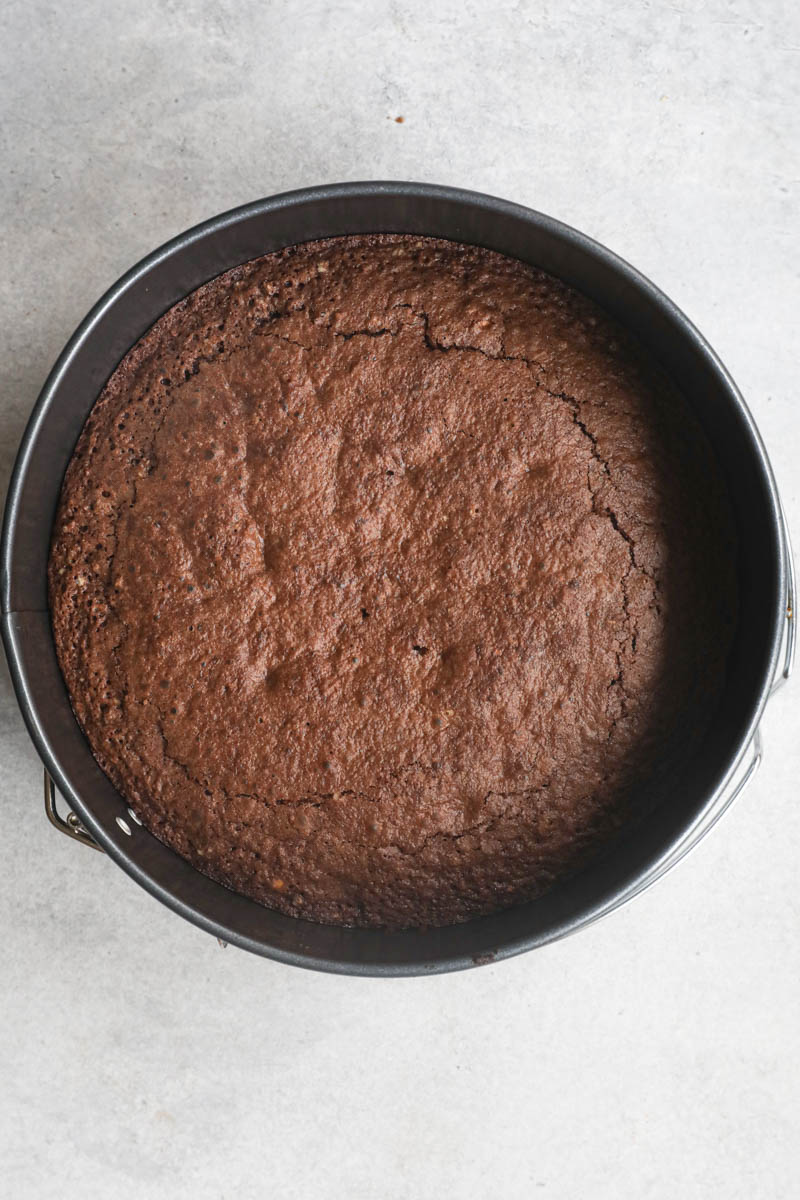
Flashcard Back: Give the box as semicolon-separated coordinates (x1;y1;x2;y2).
1;182;793;974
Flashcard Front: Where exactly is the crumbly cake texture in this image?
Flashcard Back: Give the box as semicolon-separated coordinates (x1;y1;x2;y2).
49;234;736;928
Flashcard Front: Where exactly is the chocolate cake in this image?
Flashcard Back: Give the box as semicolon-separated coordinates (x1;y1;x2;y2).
49;235;736;928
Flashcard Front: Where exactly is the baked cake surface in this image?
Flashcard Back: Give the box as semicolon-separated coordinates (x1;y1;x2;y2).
49;235;735;927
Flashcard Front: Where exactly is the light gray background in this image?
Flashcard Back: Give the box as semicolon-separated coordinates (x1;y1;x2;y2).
1;2;798;1197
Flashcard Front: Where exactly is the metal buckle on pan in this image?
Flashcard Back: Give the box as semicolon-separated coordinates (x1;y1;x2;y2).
43;770;103;851
771;492;796;695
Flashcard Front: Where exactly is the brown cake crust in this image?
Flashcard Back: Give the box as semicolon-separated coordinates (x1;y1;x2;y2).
49;234;735;928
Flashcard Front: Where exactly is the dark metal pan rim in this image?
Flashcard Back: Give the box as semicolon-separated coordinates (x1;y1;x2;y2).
1;181;793;975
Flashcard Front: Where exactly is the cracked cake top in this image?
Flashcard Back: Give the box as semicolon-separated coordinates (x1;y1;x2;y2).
49;235;736;928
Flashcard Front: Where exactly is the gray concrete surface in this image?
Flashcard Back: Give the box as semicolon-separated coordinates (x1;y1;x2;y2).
1;2;798;1197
